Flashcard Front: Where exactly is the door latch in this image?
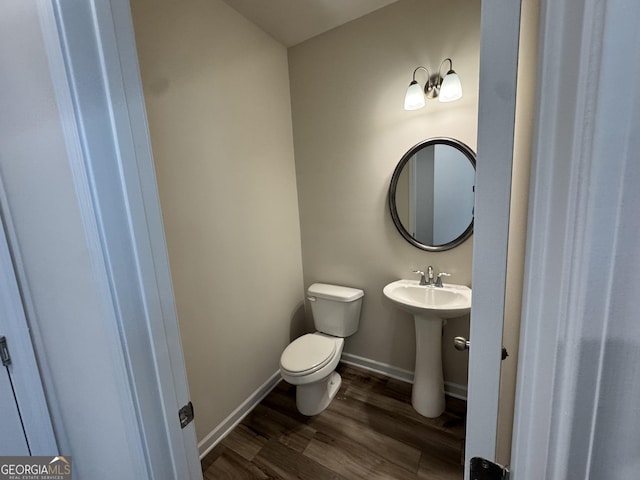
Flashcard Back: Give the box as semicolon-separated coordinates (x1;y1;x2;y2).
0;336;11;366
453;337;509;361
179;401;194;429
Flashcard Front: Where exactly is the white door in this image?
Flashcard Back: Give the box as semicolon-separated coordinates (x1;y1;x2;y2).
0;367;29;455
0;208;57;455
0;216;29;455
465;0;523;477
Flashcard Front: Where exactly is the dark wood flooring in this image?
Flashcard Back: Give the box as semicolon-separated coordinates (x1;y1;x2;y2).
201;364;466;479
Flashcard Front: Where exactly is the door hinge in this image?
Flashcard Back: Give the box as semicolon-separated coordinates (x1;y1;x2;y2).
470;457;510;480
179;401;194;429
0;336;11;367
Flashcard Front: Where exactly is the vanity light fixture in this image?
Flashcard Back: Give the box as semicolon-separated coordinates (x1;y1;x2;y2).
403;58;463;110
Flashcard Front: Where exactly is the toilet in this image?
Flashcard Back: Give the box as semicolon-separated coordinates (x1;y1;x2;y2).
280;283;364;416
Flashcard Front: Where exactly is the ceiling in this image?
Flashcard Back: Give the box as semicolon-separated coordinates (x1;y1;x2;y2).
221;0;400;47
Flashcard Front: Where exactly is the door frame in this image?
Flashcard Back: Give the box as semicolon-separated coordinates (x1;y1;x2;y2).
511;0;640;477
47;0;526;476
44;0;202;477
44;0;640;477
47;0;520;478
465;0;522;475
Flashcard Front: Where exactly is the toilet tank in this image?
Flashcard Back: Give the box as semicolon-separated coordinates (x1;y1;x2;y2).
307;283;364;337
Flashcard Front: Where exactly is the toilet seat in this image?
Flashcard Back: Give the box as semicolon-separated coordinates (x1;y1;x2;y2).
280;334;337;376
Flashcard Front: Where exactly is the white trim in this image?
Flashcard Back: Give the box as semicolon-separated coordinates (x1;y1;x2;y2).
30;0;153;468
444;382;468;402
198;371;282;459
511;0;640;478
43;2;156;477
340;353;468;400
341;353;414;384
51;0;201;477
50;8;154;480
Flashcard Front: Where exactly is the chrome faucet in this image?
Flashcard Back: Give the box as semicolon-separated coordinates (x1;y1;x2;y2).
413;266;451;287
413;266;436;286
426;266;434;285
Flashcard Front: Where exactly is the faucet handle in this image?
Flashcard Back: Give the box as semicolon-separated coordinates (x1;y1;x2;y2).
435;272;451;287
412;269;428;286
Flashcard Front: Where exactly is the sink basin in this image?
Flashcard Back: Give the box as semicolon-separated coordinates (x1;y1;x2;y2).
383;280;471;318
383;279;472;418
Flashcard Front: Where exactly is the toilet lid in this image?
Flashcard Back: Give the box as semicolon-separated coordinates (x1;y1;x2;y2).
280;334;336;374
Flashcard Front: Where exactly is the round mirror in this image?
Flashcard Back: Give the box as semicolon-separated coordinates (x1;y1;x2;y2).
388;137;476;251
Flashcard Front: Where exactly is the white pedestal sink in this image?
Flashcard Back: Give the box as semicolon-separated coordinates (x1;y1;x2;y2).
383;279;471;418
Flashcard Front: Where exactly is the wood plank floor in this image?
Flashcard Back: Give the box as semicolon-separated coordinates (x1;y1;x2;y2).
201;364;465;479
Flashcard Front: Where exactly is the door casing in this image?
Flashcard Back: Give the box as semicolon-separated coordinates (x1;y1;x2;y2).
34;0;576;478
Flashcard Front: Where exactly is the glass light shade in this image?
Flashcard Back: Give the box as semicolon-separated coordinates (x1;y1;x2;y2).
404;81;426;110
439;71;462;102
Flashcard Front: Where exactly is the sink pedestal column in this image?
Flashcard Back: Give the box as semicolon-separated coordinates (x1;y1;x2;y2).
412;314;445;418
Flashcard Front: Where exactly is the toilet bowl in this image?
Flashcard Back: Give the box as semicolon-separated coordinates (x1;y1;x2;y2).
280;333;344;415
279;283;363;416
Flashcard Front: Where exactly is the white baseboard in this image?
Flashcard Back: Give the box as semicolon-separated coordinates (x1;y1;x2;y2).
197;370;282;459
198;354;467;459
340;352;414;383
340;352;468;400
444;381;468;401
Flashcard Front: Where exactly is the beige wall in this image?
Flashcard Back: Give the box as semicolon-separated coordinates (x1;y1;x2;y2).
289;0;480;385
131;0;305;442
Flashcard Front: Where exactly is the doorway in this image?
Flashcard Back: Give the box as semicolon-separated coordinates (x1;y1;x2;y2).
128;0;534;477
35;0;532;476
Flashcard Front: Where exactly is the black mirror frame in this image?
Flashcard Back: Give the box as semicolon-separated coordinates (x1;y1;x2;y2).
388;137;476;252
